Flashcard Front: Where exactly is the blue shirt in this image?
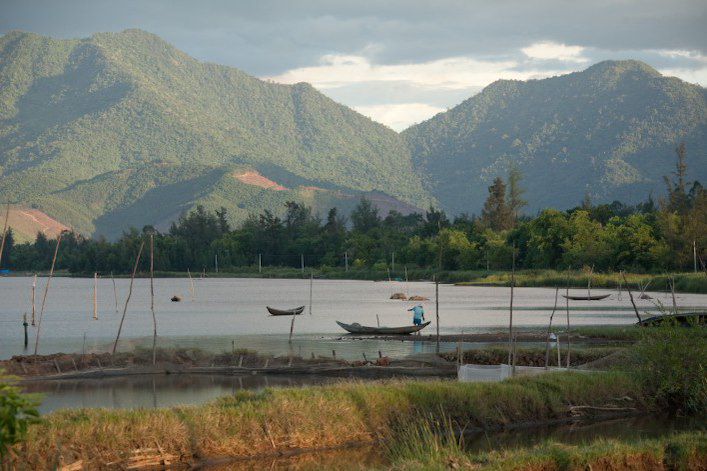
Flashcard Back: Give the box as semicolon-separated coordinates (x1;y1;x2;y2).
410;305;425;321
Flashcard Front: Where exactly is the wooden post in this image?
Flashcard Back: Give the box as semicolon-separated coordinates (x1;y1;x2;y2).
150;234;157;365
694;241;698;273
215;253;218;273
289;307;296;343
508;244;516;366
544;287;560;369
622;272;642;323
93;272;98;320
387;267;391;282
617;277;622;301
670;276;678;314
258;253;262;273
587;266;593;298
34;231;63;355
112;241;144;355
300;254;304;276
23;313;28;348
344;251;348;272
31;274;36;325
556;333;561;367
332;350;336;359
309;271;313;316
391;251;395;273
435;275;440;354
0;202;9;269
111;272;118;314
404;266;409;297
187;268;195;300
376;314;380;327
565;273;570;369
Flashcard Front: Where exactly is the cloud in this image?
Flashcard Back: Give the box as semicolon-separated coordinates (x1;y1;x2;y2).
353;103;446;131
267;54;577;90
521;41;587;63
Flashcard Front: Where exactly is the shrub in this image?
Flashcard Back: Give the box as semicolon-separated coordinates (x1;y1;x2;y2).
0;370;40;457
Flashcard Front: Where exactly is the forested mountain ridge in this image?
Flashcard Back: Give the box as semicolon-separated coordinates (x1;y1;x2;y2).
0;29;430;240
403;60;707;215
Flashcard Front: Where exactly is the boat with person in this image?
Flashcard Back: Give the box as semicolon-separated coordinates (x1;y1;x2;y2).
267;305;305;316
336;320;431;335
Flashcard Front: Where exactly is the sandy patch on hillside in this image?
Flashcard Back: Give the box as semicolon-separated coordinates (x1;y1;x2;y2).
234;171;288;191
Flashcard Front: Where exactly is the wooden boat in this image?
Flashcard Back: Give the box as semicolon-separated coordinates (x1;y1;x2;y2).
637;311;706;327
336;320;431;335
562;294;611;301
267;305;305;316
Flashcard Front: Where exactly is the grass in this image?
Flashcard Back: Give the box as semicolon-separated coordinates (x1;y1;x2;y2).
457;269;707;294
441;345;625;367
386;429;707;470
4;372;644;468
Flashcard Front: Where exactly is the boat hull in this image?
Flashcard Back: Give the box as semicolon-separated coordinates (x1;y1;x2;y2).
336;321;431;335
267;306;305;316
562;294;611;301
637;311;706;327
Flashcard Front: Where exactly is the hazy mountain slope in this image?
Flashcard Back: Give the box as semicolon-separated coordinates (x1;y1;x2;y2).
403;60;707;215
0;29;430;237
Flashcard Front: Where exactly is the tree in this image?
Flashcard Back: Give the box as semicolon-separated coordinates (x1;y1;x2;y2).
0;228;13;269
507;165;527;225
480;177;513;231
351;198;380;233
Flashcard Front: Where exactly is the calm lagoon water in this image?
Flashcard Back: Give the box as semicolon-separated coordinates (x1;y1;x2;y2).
2;276;706;360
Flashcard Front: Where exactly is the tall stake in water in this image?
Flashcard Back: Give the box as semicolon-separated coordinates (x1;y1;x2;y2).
34;231;63;355
404;265;409;297
309;271;313;316
508;244;516;367
111;272;118;314
112;241;144;355
187;268;195;300
435;274;440;354
544;287;560;368
93;272;98;320
150;234;157;365
0;202;9;268
31;274;37;325
565;271;571;369
622;272;642;323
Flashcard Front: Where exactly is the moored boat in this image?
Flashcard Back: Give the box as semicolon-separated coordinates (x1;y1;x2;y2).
562;294;611;301
336;320;431;335
267;305;305;316
637;311;706;327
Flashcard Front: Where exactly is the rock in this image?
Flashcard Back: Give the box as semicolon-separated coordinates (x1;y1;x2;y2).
390;292;407;300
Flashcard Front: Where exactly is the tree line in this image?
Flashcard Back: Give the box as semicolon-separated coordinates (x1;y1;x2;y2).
1;146;705;275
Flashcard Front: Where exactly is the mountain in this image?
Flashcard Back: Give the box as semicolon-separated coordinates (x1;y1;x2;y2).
403;60;707;215
0;29;431;240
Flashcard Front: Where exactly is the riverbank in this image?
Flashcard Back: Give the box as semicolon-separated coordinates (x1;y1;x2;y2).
5;372;646;469
5;268;706;293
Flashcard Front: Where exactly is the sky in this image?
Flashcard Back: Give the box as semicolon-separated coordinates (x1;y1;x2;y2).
2;0;706;130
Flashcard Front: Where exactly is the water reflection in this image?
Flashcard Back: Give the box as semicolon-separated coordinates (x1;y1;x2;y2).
24;374;336;414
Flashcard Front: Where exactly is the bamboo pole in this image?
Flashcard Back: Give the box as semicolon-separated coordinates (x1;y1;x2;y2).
508;244;515;366
34;232;63;355
150;234;157;365
376;314;380;327
565;272;570;369
544;287;560;369
112;241;144;355
93;272;98;320
435;275;440;354
23;313;28;349
404;266;409;297
187;268;195;300
670;276;678;315
289;308;296;344
621;272;642;323
31;274;36;325
587;265;593;298
0;202;9;268
111;272;118;314
309;271;313;316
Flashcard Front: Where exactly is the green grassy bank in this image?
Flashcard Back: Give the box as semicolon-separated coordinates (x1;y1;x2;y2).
5;372;643;468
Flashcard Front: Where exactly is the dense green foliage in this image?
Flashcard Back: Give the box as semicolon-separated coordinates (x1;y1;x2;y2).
0;371;39;457
404;60;707;215
3;171;705;274
0;29;430;239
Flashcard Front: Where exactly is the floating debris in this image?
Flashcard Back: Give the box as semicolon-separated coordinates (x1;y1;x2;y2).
390;292;407;300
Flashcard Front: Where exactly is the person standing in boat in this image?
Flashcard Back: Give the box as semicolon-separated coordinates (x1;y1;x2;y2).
408;304;425;326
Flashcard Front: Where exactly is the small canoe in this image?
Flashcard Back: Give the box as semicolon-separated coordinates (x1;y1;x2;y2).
336;321;431;335
637;311;706;327
562;294;611;301
267;305;305;316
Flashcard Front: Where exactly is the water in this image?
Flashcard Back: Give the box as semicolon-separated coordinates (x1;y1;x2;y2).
2;276;706;360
